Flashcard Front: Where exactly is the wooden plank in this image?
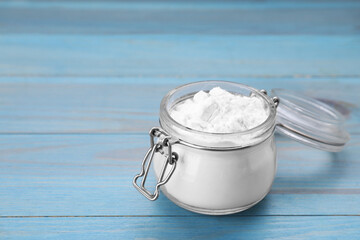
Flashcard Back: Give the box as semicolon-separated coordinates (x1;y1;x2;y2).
0;134;359;216
3;0;360;9
1;216;360;239
0;79;358;134
0;1;359;35
1;36;359;78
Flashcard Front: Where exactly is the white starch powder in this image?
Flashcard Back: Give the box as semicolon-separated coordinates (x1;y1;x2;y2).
170;87;269;133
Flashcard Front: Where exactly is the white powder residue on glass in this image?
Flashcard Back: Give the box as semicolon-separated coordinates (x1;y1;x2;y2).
170;87;270;133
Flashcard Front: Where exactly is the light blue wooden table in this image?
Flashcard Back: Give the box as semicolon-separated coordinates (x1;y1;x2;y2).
1;0;360;239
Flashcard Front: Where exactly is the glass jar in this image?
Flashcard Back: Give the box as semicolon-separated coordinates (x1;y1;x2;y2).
133;80;349;215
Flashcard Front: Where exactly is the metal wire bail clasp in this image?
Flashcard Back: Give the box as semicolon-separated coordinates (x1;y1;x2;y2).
133;127;178;201
260;89;280;108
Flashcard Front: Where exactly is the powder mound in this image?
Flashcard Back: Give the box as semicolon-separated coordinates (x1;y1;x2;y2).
170;87;270;133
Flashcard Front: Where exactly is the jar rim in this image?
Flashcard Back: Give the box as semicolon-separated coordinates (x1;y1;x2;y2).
159;80;277;147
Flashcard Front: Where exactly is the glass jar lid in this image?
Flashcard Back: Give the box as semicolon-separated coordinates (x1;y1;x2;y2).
271;89;350;152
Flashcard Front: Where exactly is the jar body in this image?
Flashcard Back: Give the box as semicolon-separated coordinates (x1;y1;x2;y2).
153;134;276;215
133;81;279;215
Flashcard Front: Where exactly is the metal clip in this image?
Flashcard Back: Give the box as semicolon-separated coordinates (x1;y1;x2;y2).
133;127;178;201
260;89;280;108
272;96;280;108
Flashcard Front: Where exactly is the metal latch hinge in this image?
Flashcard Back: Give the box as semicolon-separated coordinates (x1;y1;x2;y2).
133;127;178;201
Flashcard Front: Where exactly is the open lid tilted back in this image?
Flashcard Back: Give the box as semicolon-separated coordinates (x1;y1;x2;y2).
271;89;350;152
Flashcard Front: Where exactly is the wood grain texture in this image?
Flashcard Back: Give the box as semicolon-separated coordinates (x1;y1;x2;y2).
0;134;359;216
1;216;360;240
1;35;360;78
1;0;360;35
1;0;359;238
0;79;358;134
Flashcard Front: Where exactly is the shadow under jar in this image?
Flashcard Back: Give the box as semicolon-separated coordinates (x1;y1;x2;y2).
133;80;349;215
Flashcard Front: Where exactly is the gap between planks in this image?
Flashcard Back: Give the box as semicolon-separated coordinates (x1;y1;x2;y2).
1;215;360;218
0;133;359;137
0;132;148;135
1;74;360;79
